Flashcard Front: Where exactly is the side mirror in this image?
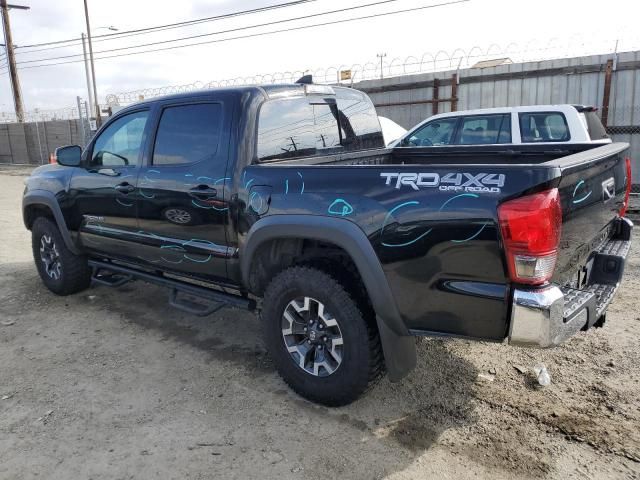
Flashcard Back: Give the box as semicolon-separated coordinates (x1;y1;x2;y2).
55;145;82;167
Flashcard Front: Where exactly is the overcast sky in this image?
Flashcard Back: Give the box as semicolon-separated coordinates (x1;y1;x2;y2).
1;0;639;113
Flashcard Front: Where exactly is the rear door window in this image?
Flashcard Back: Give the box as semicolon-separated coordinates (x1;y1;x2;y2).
406;117;458;146
519;112;570;142
152;103;223;166
455;114;511;145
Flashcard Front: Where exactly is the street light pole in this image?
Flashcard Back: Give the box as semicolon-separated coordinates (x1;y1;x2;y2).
0;0;29;123
83;0;101;127
80;32;94;122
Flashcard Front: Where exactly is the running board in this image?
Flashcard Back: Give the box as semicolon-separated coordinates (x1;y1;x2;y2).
88;259;256;315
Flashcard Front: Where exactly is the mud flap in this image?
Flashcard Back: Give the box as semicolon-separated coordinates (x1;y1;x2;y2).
376;315;417;381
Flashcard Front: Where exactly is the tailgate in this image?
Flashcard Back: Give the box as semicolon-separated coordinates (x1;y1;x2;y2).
551;143;630;288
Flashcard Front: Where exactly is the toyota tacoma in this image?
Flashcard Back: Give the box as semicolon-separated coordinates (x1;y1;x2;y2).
23;82;633;406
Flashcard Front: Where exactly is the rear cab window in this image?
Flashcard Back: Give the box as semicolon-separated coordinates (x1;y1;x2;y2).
581;111;609;141
256;89;384;162
455;114;511;145
519;112;570;142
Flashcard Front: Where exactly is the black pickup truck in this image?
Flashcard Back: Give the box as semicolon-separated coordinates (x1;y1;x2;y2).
23;82;633;406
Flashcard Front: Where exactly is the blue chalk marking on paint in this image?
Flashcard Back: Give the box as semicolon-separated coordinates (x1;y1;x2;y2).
139;189;155;199
572;180;592;204
161;244;186;252
285;179;289;194
327;198;354;216
245;178;255;189
382;229;432;248
451;223;488;243
191;200;229;211
380;201;432;248
249;191;265;213
439;193;479;211
197;176;213;182
183;238;221;249
297;172;305;193
214;177;230;185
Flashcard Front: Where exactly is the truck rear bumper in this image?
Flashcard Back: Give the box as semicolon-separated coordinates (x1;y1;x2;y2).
508;219;632;348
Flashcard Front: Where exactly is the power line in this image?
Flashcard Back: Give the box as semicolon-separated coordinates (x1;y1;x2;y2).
14;0;320;52
17;0;406;65
14;1;466;73
16;0;469;71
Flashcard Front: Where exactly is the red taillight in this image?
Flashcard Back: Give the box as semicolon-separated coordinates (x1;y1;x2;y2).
498;189;562;285
619;157;632;217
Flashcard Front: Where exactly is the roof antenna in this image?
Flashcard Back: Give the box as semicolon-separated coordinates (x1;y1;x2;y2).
296;74;313;84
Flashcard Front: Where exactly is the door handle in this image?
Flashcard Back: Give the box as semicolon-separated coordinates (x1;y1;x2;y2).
115;182;135;193
189;185;217;199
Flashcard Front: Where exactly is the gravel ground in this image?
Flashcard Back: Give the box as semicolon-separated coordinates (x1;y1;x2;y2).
1;165;639;480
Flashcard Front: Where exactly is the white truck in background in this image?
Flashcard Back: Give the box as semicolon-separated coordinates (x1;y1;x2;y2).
393;104;611;147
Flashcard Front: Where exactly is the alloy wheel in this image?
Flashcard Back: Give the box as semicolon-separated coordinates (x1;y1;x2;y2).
39;234;62;280
281;296;344;377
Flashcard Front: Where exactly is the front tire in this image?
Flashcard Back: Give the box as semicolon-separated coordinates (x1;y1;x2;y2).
31;217;91;296
262;266;384;406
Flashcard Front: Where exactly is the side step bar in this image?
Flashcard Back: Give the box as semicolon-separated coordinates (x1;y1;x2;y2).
88;259;256;315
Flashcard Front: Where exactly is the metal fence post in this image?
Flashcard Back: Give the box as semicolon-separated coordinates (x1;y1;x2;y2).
601;59;614;127
34;119;44;164
77;95;86;146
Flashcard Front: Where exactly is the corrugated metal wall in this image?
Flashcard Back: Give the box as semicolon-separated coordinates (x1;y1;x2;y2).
356;51;640;184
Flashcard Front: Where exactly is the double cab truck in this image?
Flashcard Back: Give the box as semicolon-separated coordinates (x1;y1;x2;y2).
23;82;633;406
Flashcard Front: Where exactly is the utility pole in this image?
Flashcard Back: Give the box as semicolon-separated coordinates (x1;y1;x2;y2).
376;53;387;80
0;0;29;123
83;0;101;127
80;33;94;122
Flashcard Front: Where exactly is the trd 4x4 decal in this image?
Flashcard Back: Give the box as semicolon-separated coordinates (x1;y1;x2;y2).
380;172;505;193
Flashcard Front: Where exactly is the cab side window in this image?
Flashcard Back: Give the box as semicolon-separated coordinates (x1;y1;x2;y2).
456;114;511;145
405;117;458;146
90;110;149;167
519;112;570;142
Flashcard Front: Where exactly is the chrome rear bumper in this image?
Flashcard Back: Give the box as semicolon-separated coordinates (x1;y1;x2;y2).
508;219;632;348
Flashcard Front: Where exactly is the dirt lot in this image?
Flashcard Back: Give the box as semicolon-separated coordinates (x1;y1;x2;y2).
1;165;639;480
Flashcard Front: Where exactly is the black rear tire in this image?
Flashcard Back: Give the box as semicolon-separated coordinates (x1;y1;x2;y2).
262;266;384;406
31;217;92;296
